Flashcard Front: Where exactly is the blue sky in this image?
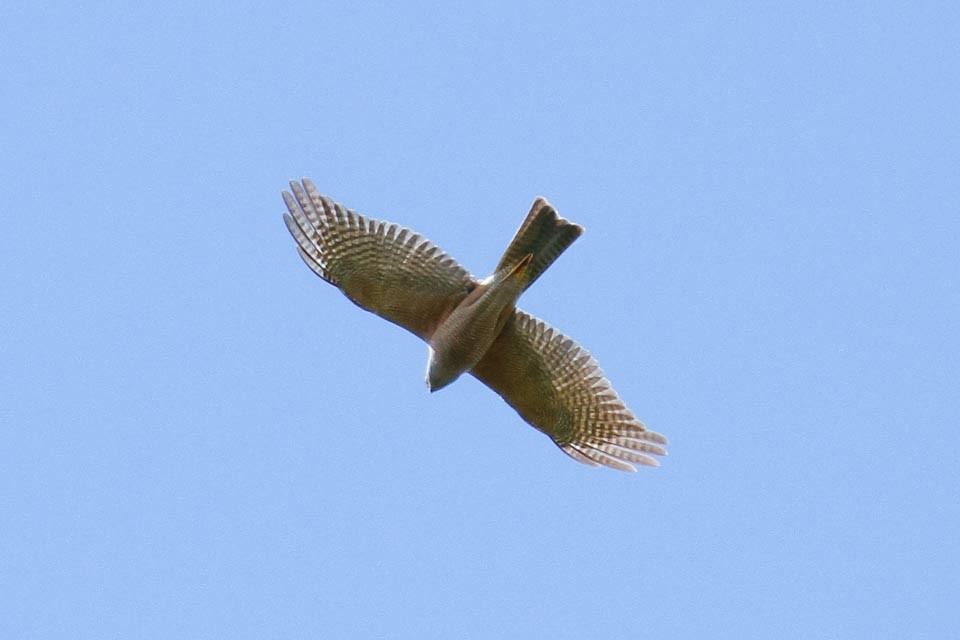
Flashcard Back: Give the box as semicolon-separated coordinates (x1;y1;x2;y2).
2;2;959;638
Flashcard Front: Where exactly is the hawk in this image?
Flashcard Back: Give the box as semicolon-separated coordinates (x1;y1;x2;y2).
282;179;667;471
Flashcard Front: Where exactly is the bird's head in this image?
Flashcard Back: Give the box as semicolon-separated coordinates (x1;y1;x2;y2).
425;347;460;393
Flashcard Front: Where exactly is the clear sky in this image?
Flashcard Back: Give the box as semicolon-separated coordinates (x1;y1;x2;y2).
2;2;959;638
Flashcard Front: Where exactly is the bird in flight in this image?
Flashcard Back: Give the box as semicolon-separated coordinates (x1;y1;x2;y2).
282;179;667;471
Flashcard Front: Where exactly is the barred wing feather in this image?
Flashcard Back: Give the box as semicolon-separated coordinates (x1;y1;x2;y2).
471;310;667;472
283;179;475;340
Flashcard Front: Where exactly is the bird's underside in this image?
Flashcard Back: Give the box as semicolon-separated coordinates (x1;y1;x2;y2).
282;178;667;471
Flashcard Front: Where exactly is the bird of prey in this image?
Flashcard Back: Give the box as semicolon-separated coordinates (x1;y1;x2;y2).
282;179;667;471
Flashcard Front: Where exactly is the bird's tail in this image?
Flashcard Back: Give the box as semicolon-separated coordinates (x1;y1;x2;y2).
495;198;584;292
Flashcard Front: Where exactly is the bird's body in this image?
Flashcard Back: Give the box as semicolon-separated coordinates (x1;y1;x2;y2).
282;179;667;471
427;253;532;392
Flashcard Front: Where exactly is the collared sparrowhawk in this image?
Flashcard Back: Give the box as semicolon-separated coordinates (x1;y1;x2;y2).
282;179;667;471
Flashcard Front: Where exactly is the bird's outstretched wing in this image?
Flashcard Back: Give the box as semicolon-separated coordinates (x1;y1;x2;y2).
283;179;476;340
471;310;667;472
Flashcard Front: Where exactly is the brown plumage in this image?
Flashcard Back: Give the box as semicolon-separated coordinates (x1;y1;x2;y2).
282;178;667;471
